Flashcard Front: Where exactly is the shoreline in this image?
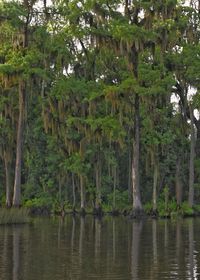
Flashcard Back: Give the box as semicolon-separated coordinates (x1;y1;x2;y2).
28;206;200;220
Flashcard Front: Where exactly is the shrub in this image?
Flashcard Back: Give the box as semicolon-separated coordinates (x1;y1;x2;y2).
24;195;53;209
144;202;153;214
106;189;129;210
180;202;194;216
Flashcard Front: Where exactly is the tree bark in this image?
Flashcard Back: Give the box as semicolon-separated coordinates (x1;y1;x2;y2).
95;152;101;210
188;105;196;208
80;174;85;211
4;151;11;207
72;173;76;210
128;141;132;202
195;120;200;157
153;160;158;212
113;165;117;210
175;157;182;206
13;81;25;207
132;93;143;211
58;175;62;203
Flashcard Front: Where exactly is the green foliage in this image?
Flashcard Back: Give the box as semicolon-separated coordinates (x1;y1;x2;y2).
180;202;194;216
110;20;156;42
193;204;200;214
103;190;129;211
52;200;72;213
144;199;195;218
144;202;153;215
24;195;54;210
0;0;199;216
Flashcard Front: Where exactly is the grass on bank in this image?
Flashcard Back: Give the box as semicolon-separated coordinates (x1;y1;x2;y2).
0;208;30;225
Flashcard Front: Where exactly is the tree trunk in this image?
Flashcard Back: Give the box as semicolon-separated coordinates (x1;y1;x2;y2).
95;152;101;211
188;105;196;208
113;165;117;210
128;142;132;202
132;93;142;212
72;173;76;210
175;157;182;206
13;81;25;207
4;151;11;207
153;161;158;212
58;175;62;203
195;120;200;158
80;174;85;211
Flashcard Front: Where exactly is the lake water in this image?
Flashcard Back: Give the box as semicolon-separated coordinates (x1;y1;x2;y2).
0;216;199;280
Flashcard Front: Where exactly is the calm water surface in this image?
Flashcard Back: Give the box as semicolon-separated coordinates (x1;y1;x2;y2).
0;216;199;280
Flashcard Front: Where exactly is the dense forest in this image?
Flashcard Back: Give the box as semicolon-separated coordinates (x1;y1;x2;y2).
0;0;199;216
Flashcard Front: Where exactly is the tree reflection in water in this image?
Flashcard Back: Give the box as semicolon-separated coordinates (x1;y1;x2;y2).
0;217;199;279
13;227;20;280
188;219;197;279
131;220;143;280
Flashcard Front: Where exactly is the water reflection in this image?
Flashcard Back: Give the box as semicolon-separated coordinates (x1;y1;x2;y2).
13;227;20;280
164;219;169;247
95;218;101;258
2;227;10;278
0;217;200;279
131;220;143;280
79;217;84;262
71;216;75;253
176;221;182;277
152;219;157;265
188;219;198;279
112;218;116;261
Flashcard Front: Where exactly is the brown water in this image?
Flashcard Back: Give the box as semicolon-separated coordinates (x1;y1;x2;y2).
0;216;199;280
